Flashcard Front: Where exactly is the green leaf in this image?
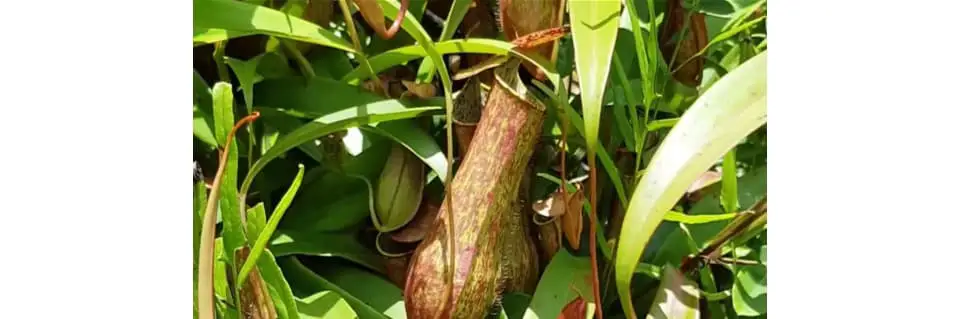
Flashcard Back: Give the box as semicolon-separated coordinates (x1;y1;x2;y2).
530;81;629;207
361;120;447;184
213;238;230;304
255;77;443;120
414;0;472;82
270;230;384;273
721;148;739;213
569;0;621;153
278;257;402;319
280;165;384;233
341;39;555;85
500;293;532;319
308;48;355;80
732;265;766;316
622;0;660;106
193;0;354;53
194;72;217;148
615;52;767;313
375;0;455;181
663;211;736;224
297;291;358;319
257;110;326;163
247;203;268;245
240;97;442;199
225;55;265;112
523;248;594;319
239;164;306;287
256;249;302;319
646;265;699;319
212;82;246;265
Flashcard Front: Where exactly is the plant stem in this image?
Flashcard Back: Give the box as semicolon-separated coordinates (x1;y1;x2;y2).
337;0;386;96
587;154;603;319
281;40;316;80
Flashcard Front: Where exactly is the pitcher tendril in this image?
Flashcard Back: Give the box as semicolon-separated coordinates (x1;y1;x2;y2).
197;111;260;319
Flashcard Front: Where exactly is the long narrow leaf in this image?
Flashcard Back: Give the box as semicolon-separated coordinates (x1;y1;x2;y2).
615;52;767;315
193;0;354;52
211;83;245;266
239;164;306;287
240;103;441;199
341;39;554;84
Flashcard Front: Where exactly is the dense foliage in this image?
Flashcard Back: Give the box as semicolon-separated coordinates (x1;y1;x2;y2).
193;0;767;318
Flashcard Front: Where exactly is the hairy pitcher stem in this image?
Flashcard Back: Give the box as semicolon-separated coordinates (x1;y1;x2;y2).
198;112;261;319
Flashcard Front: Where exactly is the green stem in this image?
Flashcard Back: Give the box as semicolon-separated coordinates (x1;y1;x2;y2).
337;0;385;95
281;40;315;80
721;149;738;213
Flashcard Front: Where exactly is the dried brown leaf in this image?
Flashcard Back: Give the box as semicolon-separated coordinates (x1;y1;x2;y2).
561;186;585;250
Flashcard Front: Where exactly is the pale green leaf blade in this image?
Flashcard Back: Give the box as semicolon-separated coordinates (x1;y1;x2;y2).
569;0;622;152
193;0;354;53
615;52;767;313
646;265;700;319
297;291;358;319
663;211;737;224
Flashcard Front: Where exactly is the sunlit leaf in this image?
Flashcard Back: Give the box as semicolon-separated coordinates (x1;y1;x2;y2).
414;0;472;81
646;265;700;319
297;291;358;319
194;71;217;147
569;0;621;152
239;164;306;288
212;82;245;265
193;0;353;52
256;249;302;319
360;120;448;183
240;99;441;198
615;52;766;313
522;248;594;319
278;257;403;319
225;55;265;112
341;39;555;85
732;264;767;316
